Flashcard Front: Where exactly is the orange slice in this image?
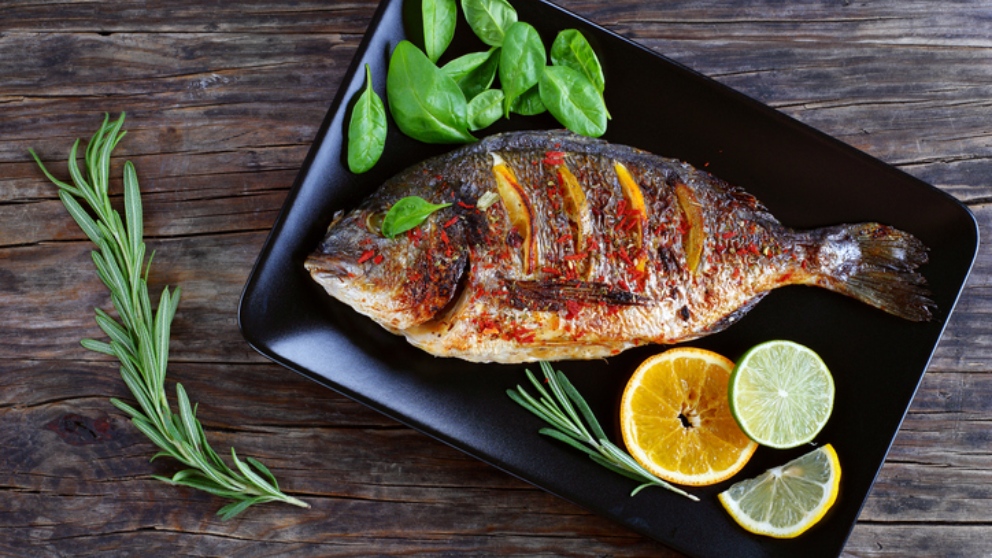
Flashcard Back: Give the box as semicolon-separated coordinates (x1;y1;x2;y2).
620;347;758;486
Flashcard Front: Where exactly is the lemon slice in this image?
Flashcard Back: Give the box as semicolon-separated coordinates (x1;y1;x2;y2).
620;347;758;486
718;444;841;538
729;340;835;449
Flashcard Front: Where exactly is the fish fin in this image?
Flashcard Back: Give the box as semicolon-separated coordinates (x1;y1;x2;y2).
702;293;768;335
506;279;650;312
814;223;935;321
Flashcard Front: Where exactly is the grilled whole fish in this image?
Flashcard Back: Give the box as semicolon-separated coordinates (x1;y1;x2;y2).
305;131;933;363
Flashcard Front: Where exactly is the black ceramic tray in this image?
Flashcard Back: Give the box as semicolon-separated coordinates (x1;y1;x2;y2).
239;1;979;556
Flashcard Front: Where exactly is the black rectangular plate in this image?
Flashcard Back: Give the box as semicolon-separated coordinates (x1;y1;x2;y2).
239;1;979;556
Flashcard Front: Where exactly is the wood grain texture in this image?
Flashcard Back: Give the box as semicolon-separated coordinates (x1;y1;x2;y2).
2;0;991;556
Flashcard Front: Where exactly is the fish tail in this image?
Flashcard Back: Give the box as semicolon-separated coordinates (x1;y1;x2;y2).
810;223;935;321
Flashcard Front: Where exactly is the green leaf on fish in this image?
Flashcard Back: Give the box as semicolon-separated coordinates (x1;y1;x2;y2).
381;196;453;238
347;64;388;174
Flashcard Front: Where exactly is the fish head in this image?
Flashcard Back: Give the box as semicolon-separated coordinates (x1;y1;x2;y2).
304;196;468;332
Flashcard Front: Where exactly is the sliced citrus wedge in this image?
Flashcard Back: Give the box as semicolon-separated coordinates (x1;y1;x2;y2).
620;347;758;486
718;444;841;538
729;340;835;449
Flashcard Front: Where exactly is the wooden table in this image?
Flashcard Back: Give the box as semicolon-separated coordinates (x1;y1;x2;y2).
3;1;990;555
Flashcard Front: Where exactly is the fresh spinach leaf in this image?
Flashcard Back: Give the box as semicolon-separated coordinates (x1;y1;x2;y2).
380;196;453;238
550;29;605;93
387;40;475;144
499;21;546;117
509;84;546;116
467;89;505;130
539;65;607;137
423;0;457;63
461;0;517;47
347;64;388;174
441;47;501;100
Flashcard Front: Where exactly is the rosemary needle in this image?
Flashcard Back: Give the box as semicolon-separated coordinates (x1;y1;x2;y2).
508;361;699;501
30;113;309;520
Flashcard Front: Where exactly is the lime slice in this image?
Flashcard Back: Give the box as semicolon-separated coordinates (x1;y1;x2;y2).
729;340;834;449
718;444;841;538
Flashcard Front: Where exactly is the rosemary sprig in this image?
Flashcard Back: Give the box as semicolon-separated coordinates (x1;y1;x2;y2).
30;113;309;520
508;361;699;501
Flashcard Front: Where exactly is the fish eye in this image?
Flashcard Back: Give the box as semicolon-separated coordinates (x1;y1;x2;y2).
365;211;386;235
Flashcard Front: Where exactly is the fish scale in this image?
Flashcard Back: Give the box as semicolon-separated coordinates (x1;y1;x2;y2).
305;130;934;363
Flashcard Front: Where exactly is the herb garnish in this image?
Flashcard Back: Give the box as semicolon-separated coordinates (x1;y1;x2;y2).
508;362;699;501
345;0;610;172
422;0;458;63
30;113;309;520
380;195;453;238
347;64;388;174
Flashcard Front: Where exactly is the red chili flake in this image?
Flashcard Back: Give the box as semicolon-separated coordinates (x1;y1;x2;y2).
542;266;560;275
565;300;581;320
616;199;627;216
617;246;634;266
435;174;444;181
623;216;640;231
556;233;573;244
586;237;600;252
457;201;476;210
618;278;631;291
372;254;384;265
721;231;736;239
748;243;760;255
615;215;629;231
357;249;375;264
442;215;459;228
440;229;452;257
564;252;588;261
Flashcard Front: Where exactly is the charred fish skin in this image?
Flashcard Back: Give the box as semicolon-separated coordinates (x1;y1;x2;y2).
306;130;934;363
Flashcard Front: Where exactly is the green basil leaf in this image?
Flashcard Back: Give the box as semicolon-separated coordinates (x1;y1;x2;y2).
539;65;607;137
423;0;457;63
509;84;546;116
550;29;605;93
441;47;501;100
467;89;505;130
380;196;453;238
387;40;475;144
499;21;546;117
461;0;518;47
347;64;388;174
